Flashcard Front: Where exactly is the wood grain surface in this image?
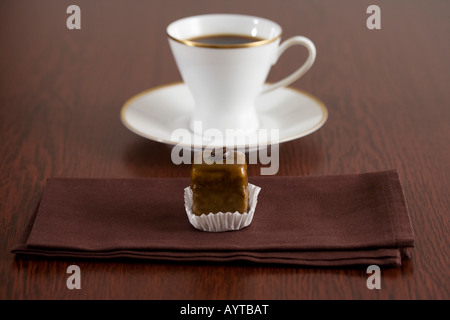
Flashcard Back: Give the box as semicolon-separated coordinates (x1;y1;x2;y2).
1;0;449;300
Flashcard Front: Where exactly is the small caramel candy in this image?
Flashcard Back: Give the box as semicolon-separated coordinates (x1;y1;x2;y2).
191;149;248;216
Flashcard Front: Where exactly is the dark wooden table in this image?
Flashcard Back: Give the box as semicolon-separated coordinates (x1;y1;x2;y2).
1;0;449;300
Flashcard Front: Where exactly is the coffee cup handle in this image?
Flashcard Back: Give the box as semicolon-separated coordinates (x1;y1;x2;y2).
261;36;316;94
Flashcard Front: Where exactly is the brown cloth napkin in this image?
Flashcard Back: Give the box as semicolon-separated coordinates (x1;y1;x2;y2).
12;170;414;266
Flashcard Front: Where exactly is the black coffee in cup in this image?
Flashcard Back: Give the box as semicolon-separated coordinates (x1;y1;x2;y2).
188;34;264;45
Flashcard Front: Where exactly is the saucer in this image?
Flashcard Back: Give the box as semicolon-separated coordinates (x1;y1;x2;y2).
121;82;327;149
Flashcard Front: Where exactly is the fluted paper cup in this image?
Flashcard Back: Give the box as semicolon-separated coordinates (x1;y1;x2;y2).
184;184;261;232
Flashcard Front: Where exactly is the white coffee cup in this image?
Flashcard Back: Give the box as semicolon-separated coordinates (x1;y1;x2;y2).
167;14;316;135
